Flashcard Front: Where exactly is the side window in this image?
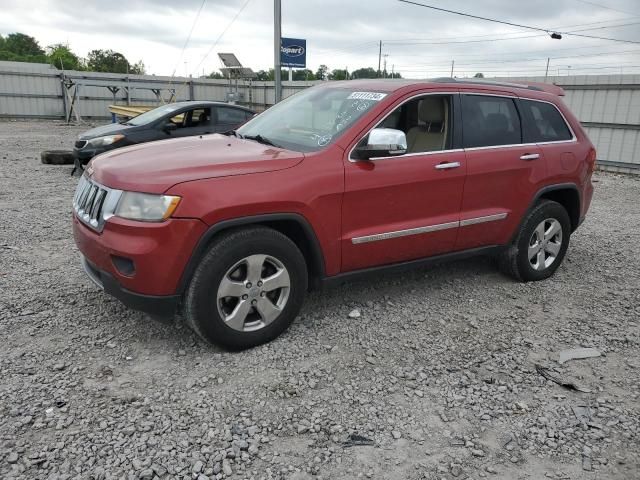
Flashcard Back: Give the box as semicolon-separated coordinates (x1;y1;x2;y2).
462;95;521;148
168;108;210;129
217;107;249;125
520;99;573;143
188;108;210;127
366;95;453;154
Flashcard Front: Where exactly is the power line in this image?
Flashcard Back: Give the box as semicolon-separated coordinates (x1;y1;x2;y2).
398;0;640;45
168;0;207;85
571;0;640;17
190;0;252;76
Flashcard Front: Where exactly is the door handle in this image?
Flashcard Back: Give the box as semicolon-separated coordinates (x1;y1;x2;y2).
435;161;461;170
520;153;540;161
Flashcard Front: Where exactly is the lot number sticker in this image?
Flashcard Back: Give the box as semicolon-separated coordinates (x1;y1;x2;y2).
347;92;387;101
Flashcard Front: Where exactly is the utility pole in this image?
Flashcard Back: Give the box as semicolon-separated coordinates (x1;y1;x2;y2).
450;60;454;78
274;0;282;103
378;41;382;77
392;64;394;78
383;54;388;78
544;57;550;82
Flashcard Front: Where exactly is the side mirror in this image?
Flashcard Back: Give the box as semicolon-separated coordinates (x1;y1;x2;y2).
354;128;407;160
163;122;177;133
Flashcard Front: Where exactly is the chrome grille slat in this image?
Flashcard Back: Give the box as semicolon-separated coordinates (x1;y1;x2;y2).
72;175;122;233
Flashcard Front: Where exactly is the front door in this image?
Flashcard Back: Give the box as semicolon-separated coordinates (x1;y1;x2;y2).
456;92;547;250
341;93;466;272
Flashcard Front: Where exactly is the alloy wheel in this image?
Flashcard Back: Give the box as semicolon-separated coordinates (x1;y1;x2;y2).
528;218;563;271
216;254;291;332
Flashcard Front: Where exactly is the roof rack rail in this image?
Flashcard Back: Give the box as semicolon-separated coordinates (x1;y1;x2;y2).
430;77;544;92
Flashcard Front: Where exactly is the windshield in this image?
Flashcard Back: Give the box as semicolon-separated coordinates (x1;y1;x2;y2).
237;87;387;152
125;104;181;126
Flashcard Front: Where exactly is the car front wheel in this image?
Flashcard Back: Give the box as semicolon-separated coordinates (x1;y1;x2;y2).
184;227;307;349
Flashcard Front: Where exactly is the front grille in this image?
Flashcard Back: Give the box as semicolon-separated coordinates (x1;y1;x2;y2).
75;140;88;149
73;176;121;232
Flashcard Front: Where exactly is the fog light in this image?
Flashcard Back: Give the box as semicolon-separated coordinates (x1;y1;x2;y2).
111;255;135;276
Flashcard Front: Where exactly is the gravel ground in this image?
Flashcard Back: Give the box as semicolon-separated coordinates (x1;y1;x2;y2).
1;120;639;480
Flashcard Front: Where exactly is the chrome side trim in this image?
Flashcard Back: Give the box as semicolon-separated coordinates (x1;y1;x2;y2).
351;213;508;244
351;221;459;244
460;213;508;227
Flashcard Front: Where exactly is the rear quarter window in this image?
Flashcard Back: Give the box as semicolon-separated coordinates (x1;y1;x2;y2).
520;99;573;143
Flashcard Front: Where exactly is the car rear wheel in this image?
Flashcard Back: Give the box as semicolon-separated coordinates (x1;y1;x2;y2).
184;227;307;349
498;200;571;282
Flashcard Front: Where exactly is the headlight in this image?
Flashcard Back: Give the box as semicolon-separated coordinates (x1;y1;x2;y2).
87;134;124;147
115;192;181;222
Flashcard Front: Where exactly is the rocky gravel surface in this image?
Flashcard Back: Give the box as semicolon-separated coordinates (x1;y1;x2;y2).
1;120;639;480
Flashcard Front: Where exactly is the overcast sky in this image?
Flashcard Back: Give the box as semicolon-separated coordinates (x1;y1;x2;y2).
1;0;639;78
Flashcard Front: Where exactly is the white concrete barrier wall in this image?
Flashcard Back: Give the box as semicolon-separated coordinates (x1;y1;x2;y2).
0;62;637;170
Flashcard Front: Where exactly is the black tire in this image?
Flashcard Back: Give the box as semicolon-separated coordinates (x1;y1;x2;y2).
41;150;74;165
184;227;307;350
498;200;571;282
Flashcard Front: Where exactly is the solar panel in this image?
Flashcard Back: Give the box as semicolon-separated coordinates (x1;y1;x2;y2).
218;53;242;68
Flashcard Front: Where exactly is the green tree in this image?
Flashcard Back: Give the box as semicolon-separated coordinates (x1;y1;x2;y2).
315;64;329;81
329;69;349;80
129;60;145;75
0;32;47;63
208;71;225;79
47;44;83;70
4;33;44;56
474;72;484;78
292;69;315;80
86;49;143;74
350;67;378;79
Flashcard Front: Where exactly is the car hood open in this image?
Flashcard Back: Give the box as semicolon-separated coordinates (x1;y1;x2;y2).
88;134;305;193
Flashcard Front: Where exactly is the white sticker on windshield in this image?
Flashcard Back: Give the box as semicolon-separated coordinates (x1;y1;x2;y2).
347;92;387;101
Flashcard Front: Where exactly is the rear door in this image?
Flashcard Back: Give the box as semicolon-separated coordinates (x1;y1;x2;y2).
214;106;252;133
456;92;546;250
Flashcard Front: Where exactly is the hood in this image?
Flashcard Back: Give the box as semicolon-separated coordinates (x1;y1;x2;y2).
89;134;304;193
79;122;135;139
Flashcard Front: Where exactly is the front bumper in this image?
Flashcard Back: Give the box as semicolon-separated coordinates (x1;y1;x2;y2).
73;213;208;314
81;255;179;318
73;146;107;164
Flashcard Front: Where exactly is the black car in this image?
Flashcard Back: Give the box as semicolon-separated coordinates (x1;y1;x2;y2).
72;101;255;171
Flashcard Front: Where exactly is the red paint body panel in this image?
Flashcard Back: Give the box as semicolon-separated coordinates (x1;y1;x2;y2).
73;214;207;295
457;144;546;250
74;79;596;300
342;151;465;271
91;134;304;194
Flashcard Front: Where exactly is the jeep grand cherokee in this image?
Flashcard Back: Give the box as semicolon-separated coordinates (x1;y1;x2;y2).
72;79;596;349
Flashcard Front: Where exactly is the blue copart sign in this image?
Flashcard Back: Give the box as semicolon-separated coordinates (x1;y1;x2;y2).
281;38;306;68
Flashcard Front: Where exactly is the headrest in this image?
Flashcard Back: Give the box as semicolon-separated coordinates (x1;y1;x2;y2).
419;97;445;123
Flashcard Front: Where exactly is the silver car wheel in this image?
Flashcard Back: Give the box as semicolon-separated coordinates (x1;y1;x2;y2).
528;218;563;271
216;254;291;332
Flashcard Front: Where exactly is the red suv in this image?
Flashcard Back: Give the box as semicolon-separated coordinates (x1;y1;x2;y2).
72;79;596;349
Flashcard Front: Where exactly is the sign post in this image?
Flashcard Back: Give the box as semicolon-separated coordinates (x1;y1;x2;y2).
274;0;282;103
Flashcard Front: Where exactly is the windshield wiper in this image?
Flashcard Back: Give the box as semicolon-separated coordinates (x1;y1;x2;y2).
243;134;282;148
223;129;244;139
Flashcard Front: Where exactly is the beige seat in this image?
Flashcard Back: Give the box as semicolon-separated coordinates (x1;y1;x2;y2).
406;97;447;153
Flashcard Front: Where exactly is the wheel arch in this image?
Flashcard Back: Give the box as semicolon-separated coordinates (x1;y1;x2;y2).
176;213;326;296
535;183;581;232
510;183;581;244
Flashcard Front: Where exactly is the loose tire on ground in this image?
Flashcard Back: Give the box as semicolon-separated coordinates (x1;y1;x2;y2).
184;226;308;350
41;150;74;165
498;199;571;282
